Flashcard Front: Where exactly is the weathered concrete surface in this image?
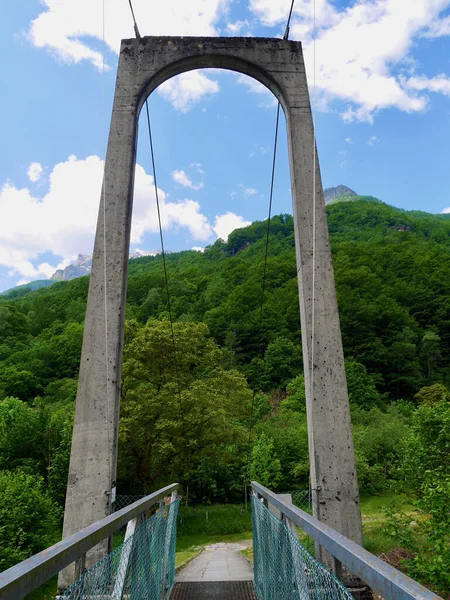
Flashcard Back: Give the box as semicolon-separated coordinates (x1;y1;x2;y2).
176;542;253;582
61;36;363;587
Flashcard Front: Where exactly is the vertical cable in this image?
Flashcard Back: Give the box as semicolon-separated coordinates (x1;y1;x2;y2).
101;0;112;500
310;0;321;532
246;0;297;495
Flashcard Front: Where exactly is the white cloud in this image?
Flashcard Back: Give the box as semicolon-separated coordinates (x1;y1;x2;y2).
423;14;450;37
235;73;276;107
158;71;220;112
191;246;205;252
239;184;258;198
172;169;204;190
27;0;227;111
406;74;450;96
345;137;353;144
441;207;450;214
227;19;250;34
28;0;229;67
367;136;379;146
27;162;43;182
213;212;251;241
250;0;450;121
0;154;213;281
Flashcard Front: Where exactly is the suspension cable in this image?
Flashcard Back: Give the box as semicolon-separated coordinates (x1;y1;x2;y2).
246;0;296;487
124;0;189;481
283;0;296;40
144;101;186;426
101;0;113;502
310;0;319;521
127;0;141;38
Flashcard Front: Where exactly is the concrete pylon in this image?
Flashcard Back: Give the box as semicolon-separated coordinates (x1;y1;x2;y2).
60;36;363;589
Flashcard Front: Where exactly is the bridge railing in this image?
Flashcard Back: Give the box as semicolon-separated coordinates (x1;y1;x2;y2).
0;482;178;600
251;481;442;600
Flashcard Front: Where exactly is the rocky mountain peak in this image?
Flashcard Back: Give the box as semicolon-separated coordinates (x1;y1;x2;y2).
324;185;358;205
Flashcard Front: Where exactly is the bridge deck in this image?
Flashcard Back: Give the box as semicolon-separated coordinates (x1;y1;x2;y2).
171;581;256;599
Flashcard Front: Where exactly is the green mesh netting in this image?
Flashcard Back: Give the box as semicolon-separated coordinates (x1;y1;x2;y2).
284;490;311;513
61;498;180;600
251;495;353;600
113;495;144;512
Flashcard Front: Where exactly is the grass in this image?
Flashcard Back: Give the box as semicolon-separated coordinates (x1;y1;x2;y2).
175;546;203;567
177;503;251;538
177;530;252;551
359;492;420;555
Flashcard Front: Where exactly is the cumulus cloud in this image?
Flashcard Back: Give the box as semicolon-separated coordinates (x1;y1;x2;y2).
406;74;450;96
213;212;251;241
28;0;228;64
441;207;450;214
27;162;43;182
250;0;450;121
0;154;214;282
158;71;220;112
27;0;226;111
172;169;204;190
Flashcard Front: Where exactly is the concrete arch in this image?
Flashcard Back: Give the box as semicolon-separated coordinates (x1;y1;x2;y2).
60;36;363;588
136;53;288;116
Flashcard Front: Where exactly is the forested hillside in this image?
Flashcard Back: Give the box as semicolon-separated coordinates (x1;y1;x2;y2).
1;197;450;591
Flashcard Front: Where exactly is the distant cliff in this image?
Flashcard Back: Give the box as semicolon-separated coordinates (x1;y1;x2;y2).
50;250;160;282
324;185;357;204
51;254;92;281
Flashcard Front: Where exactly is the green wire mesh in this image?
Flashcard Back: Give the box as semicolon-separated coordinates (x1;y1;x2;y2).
283;490;311;513
113;495;144;512
60;498;180;600
251;495;353;600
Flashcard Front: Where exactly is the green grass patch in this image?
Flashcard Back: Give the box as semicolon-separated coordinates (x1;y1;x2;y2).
175;546;203;567
239;547;253;563
177;531;252;551
177;504;251;537
24;577;57;600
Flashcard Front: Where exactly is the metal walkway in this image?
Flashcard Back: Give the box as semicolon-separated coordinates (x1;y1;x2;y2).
171;581;256;599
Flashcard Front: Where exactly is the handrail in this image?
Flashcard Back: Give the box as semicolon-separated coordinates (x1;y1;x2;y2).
0;482;178;600
251;481;442;600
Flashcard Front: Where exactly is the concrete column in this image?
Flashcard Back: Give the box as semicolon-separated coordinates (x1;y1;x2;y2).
285;102;364;555
58;35;364;590
58;53;138;590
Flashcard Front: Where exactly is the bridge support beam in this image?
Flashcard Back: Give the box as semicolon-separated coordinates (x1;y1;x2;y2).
60;36;363;589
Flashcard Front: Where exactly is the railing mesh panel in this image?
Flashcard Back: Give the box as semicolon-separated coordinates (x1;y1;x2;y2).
251;495;353;600
60;498;179;600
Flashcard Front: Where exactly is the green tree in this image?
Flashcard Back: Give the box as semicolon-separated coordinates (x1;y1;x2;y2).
281;374;306;412
118;319;252;499
248;433;281;489
0;470;60;570
344;358;379;408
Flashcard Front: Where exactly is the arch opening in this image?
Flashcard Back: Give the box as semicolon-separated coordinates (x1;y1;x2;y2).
136;54;288;118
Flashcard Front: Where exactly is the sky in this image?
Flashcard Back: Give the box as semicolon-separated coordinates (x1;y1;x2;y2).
1;0;450;292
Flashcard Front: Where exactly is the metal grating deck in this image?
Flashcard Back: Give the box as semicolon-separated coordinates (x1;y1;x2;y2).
171;581;256;599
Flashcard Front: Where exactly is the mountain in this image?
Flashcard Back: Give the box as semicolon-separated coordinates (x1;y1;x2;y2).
1;279;55;298
51;254;92;281
324;185;358;204
50;250;161;282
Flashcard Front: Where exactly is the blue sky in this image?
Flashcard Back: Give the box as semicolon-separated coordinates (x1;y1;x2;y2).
1;0;450;292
